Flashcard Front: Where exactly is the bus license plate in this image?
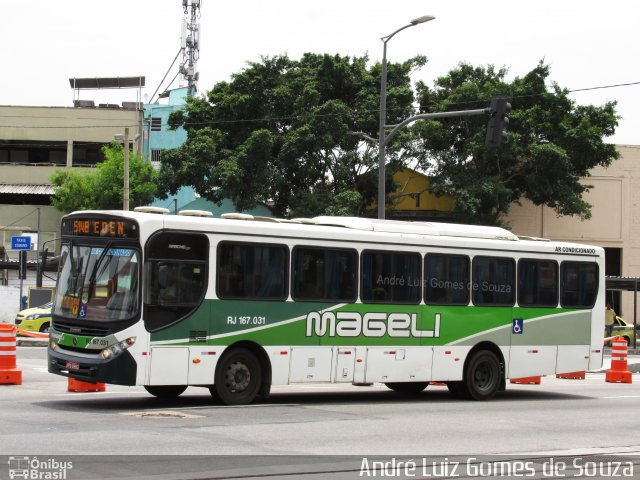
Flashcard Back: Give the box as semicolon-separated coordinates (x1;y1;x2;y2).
65;361;80;371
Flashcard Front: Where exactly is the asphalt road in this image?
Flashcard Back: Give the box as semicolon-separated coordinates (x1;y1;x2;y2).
2;347;640;479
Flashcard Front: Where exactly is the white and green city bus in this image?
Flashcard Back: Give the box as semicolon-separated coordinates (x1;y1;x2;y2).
48;209;605;404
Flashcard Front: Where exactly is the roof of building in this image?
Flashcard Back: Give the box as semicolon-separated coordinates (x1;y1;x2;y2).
69;76;145;89
0;184;55;195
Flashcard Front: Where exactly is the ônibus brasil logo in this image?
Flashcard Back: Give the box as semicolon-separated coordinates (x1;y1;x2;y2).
7;456;73;479
305;311;441;338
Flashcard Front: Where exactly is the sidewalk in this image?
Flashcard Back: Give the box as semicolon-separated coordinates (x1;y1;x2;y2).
16;336;49;347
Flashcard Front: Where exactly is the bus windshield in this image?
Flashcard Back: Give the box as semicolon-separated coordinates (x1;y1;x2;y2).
53;243;140;322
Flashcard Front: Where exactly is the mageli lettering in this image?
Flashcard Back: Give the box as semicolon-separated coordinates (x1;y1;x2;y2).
306;311;441;338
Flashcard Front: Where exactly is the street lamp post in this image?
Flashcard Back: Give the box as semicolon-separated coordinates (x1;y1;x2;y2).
378;15;435;220
115;127;130;210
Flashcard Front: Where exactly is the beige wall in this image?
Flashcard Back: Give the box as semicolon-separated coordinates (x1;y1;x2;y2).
0;165;95;184
0;105;142;143
505;144;640;317
0;105;143;263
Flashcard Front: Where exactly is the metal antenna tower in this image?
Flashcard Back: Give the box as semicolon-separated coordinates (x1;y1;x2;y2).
179;0;201;96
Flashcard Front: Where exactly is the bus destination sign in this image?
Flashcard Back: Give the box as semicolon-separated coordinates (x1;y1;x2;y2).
62;217;138;239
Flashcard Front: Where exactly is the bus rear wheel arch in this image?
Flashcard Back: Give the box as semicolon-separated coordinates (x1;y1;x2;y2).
144;385;187;398
211;347;262;405
463;349;502;400
448;347;504;401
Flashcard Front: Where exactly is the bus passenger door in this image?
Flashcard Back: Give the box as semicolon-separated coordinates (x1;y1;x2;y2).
508;317;557;378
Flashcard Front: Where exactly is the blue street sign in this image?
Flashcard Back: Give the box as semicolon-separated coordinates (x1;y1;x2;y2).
512;318;524;335
11;236;31;251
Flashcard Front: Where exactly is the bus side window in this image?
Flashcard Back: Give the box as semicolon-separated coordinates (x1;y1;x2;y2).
425;254;470;305
472;256;515;306
518;259;558;307
560;261;598;308
217;242;288;301
361;250;421;304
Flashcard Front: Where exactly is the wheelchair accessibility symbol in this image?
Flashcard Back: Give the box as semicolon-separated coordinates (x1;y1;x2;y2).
512;318;524;334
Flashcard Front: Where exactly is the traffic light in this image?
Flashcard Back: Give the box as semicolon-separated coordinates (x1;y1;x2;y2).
485;95;511;148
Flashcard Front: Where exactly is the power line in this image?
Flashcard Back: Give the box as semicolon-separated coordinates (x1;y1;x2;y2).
569;81;640;93
0;79;637;130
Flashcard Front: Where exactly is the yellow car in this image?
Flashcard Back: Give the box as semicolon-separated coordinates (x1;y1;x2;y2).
610;315;639;346
15;301;52;334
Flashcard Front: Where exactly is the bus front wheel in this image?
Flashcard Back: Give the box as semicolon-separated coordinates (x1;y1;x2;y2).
211;348;262;405
144;385;187;398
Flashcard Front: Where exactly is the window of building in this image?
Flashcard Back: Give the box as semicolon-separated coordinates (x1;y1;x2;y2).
150;149;162;170
425;254;470;305
217;242;288;300
151;117;162;131
292;247;358;302
560;261;598;308
472;256;515;306
0;140;67;165
361;251;421;304
518;259;558;307
73;142;107;166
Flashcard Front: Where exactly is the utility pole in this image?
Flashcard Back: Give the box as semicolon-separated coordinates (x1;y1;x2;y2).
124;127;130;210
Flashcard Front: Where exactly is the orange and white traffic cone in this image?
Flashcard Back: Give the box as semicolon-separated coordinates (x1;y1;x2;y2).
606;336;632;384
0;323;22;385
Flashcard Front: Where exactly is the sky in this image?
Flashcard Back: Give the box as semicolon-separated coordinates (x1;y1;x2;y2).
2;0;639;144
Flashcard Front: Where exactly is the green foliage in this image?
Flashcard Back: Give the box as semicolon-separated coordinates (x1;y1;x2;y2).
50;169;100;212
158;53;425;217
160;55;618;224
413;62;619;225
51;142;158;213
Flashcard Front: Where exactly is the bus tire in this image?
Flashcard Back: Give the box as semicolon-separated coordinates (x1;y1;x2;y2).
446;381;470;399
212;348;262;406
144;385;187;398
463;350;501;401
385;382;429;394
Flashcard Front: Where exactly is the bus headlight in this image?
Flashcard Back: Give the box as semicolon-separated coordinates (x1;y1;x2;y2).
50;340;58;351
101;337;136;360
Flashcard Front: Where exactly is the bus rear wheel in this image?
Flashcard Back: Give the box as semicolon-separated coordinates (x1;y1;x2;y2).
385;382;429;394
211;348;262;406
144;385;187;398
446;381;470;399
463;350;501;401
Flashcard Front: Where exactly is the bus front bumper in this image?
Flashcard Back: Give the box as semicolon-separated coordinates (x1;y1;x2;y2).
48;347;137;386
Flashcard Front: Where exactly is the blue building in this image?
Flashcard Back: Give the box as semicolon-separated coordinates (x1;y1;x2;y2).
143;87;271;216
143;87;194;211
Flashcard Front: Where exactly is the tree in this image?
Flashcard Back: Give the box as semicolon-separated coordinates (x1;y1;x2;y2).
159;56;618;224
158;53;426;217
51;142;158;213
411;62;619;225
